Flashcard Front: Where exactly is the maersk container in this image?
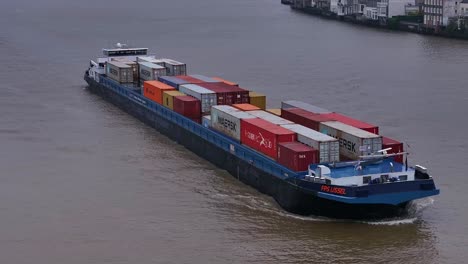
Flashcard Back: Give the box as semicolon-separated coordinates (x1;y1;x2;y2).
189;74;219;83
202;115;211;128
382;136;404;163
106;61;133;83
281;108;335;131
319;121;382;160
282;100;332;114
278;142;319;171
247;110;294;126
241;118;296;160
249;92;266;110
163;90;185;110
139;62;167;81
158;76;190;89
178;84;217;114
160;59;187;76
280;124;339;163
212;77;239;86
210;105;256;141
197;82;249;105
321;113;379;134
173;95;201;119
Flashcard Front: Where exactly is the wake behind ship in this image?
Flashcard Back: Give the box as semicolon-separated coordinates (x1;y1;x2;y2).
84;44;439;219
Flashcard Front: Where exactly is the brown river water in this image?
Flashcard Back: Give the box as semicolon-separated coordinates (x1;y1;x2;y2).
1;0;467;263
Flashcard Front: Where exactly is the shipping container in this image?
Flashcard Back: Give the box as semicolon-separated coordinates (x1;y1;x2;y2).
266;108;281;116
158;76;190;89
211;77;239;86
173;95;201;119
249;92;266;110
210;105;256;141
139;62;167;81
232;104;261;111
160;58;187;76
143;81;175;104
319;121;382;160
137;56;166;66
175;75;206;84
247;110;294;126
178;84;217;114
202;115;211;128
280;124;340;163
111;58;139;81
278;142;319;171
281;108;335;131
189;74;219;83
241;118;296;160
382;136;404;163
106;61;133;83
281;100;332;114
197;82;250;105
163;90;185;110
320;113;379;134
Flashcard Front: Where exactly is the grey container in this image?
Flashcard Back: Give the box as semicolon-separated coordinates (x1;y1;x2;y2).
280;124;340;163
139;62;167;81
179;84;217;114
210;105;256;141
106;61;133;83
319;121;382;160
190;74;219;83
247;110;294;126
281;100;332;114
161;58;187;76
137;56;166;67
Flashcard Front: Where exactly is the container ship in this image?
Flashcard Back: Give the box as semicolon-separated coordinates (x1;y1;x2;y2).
84;44;439;219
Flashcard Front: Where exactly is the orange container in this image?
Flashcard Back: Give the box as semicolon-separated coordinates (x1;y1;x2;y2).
143;80;175;104
232;103;261;111
266;108;281;116
212;77;238;86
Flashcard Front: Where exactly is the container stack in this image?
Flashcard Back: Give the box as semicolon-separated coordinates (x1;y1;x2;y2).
232;104;261;111
277;142;318;171
281;100;332;114
178;84;217;114
247;110;294;126
160;59;187;76
197;82;249;105
143;81;176;104
163;90;185;110
139;62;167;82
248;92;266;110
210;105;256;141
281;108;336;131
173;96;202;123
211;77;238;86
106;61;133;83
241;118;296;160
319;121;382;160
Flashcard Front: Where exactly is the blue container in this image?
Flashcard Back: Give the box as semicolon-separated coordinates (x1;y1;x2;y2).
158;76;188;89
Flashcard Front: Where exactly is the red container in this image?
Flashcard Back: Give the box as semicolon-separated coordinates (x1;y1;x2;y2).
321;113;379;134
173;96;201;119
240;118;296;160
382;136;404;163
198;82;250;105
191;117;202;124
278;142;318;171
281;108;335;131
175;75;206;84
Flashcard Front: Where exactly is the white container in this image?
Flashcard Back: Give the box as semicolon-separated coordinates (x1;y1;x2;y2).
179;84;217;114
190;74;219;83
137;56;166;66
106;61;133;83
281;100;332;114
247;110;294;126
280;124;340;163
210;105;255;141
161;58;187;76
139;62;167;81
319;121;382;160
202;115;211;128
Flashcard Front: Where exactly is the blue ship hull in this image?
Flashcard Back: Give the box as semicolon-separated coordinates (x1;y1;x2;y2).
84;74;439;219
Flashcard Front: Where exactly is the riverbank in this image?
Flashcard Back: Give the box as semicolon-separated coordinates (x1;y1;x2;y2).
286;4;468;40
